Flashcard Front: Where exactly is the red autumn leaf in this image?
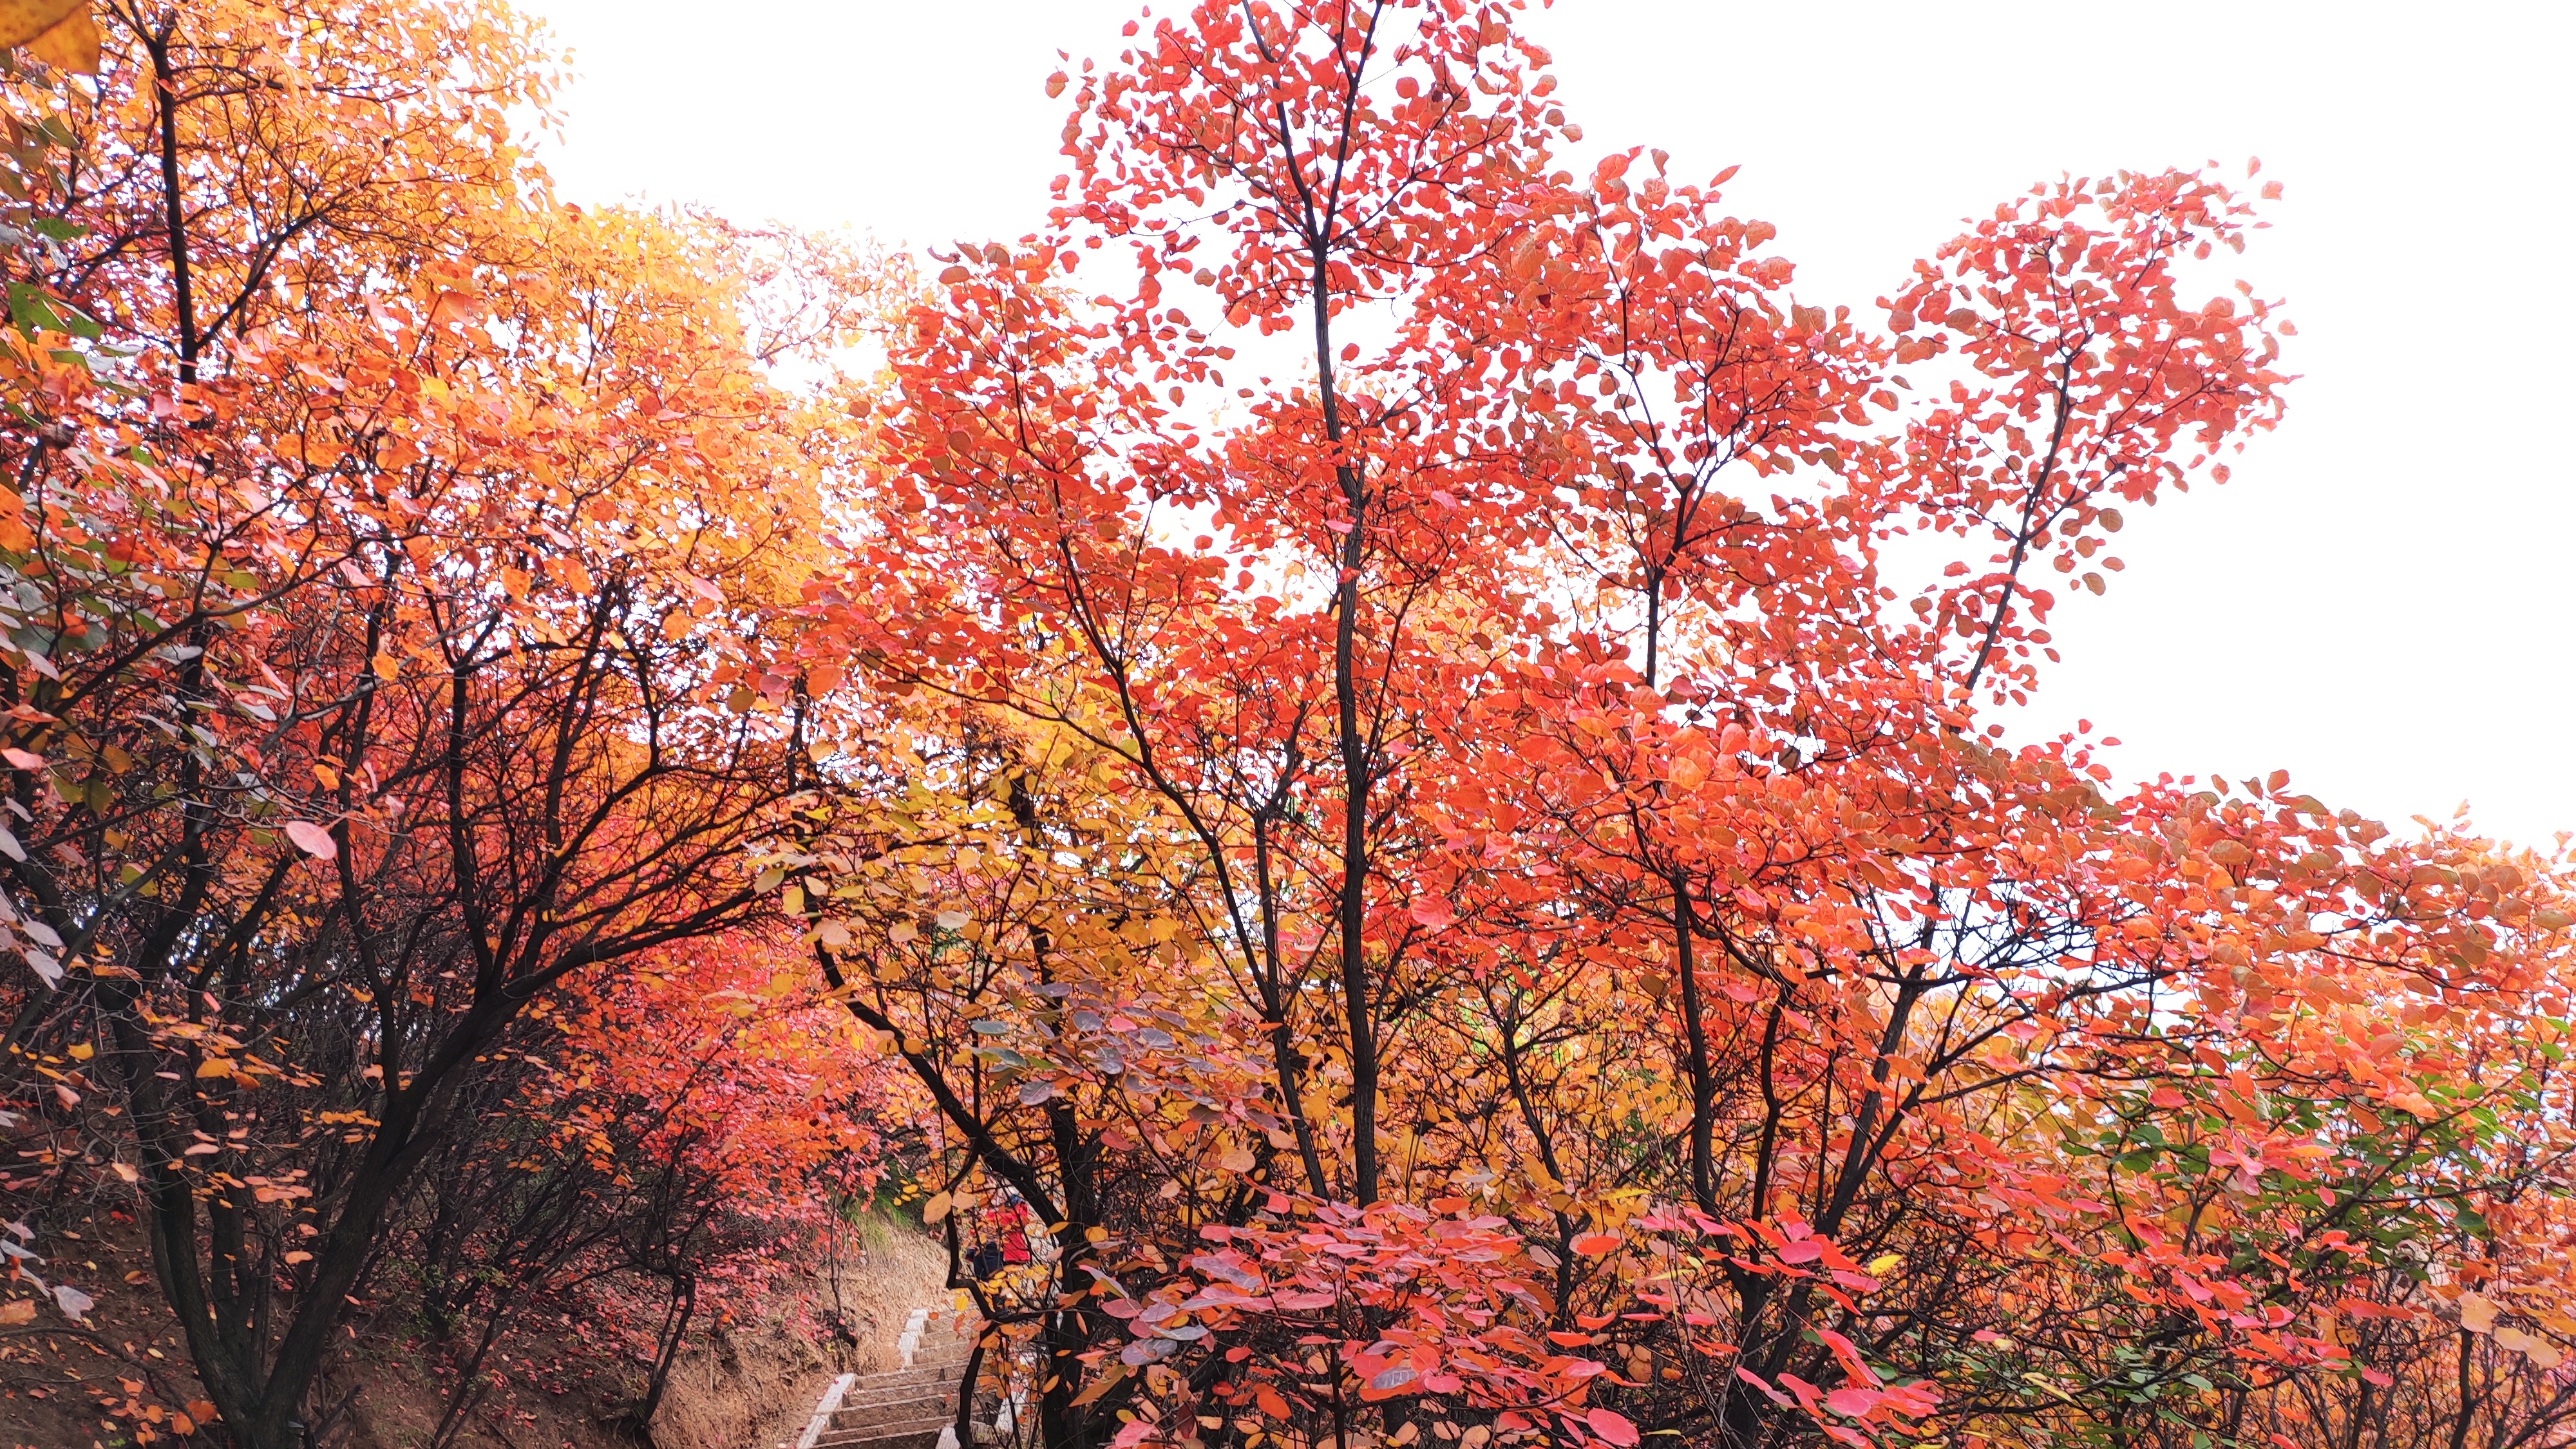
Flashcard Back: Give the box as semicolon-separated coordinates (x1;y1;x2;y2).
1826;1387;1880;1419
1584;1408;1640;1446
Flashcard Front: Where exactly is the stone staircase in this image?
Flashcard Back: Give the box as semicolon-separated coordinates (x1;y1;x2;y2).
791;1307;983;1449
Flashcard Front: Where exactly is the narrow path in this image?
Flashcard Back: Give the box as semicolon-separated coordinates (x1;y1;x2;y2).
790;1307;981;1449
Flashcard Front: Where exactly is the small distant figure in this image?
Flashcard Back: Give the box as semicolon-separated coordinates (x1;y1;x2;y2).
995;1186;1031;1267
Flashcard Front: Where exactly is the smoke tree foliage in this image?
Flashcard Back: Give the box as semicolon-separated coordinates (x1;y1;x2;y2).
788;4;2576;1449
0;3;2569;1449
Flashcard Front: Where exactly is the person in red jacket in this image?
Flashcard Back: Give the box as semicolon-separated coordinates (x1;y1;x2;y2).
994;1186;1031;1266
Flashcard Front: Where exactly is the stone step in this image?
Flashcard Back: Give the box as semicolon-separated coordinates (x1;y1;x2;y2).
841;1390;958;1417
863;1354;971;1379
812;1418;952;1449
857;1360;968;1383
850;1371;963;1392
832;1392;958;1429
844;1365;966;1399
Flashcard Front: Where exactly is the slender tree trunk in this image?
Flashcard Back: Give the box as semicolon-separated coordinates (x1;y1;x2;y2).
1672;882;1716;1212
1310;242;1378;1207
629;1277;697;1440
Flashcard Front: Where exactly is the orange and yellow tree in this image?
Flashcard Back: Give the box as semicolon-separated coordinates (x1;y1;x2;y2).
0;2;895;1444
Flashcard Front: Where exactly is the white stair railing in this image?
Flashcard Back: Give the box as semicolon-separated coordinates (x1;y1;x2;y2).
791;1373;858;1449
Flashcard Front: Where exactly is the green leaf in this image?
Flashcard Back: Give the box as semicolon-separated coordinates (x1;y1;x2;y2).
6;281;62;335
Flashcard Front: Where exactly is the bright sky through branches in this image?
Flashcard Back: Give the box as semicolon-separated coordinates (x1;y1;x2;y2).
524;0;2574;845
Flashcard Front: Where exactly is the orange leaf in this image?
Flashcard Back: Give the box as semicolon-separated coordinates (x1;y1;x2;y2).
21;3;95;71
0;0;82;48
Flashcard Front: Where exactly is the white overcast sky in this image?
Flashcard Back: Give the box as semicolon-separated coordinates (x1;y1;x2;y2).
520;0;2575;847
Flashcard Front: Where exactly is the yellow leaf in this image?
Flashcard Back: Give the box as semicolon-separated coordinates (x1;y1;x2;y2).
196;1057;232;1079
66;1041;91;1060
1866;1254;1902;1277
0;0;82;50
21;4;95;71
